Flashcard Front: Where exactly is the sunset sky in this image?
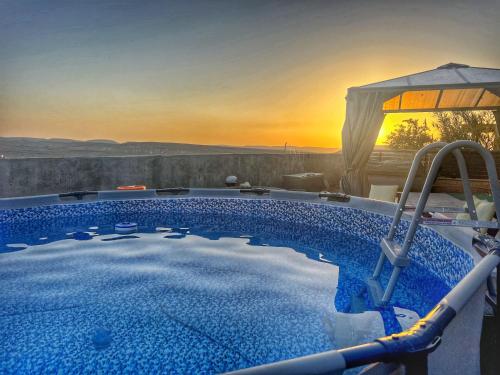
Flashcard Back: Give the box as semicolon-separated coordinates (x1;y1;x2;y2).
1;0;499;148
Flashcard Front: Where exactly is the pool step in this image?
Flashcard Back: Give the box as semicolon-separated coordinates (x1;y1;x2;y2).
380;238;411;267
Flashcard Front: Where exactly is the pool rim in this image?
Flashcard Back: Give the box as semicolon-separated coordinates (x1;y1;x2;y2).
0;187;481;263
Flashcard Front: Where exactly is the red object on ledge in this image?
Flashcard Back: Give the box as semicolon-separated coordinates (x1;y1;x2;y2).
116;185;146;190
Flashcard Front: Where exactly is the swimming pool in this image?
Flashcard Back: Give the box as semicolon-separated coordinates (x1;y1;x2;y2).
0;190;481;373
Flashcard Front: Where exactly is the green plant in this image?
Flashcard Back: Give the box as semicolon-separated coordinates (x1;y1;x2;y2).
432;111;497;150
386;118;434;150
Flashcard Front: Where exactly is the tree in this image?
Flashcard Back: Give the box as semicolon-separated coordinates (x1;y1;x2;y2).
432;111;497;150
386;118;434;150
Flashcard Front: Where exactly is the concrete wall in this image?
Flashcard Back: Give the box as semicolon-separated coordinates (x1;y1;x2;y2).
0;153;344;198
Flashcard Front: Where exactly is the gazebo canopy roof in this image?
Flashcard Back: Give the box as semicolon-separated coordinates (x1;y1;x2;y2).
352;63;500;113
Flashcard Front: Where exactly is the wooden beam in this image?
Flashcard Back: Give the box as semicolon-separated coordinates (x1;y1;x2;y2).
352;82;500;93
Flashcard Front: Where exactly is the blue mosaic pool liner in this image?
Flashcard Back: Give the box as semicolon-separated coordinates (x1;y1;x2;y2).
0;197;474;288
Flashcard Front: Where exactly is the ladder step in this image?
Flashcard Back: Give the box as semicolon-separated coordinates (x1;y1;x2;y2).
366;278;386;307
404;206;468;213
420;217;499;229
380;238;411;267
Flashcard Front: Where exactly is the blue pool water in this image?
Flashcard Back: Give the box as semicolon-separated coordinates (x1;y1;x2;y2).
0;198;473;373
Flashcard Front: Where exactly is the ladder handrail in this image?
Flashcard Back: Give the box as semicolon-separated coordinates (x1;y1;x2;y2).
370;140;500;306
373;142;477;281
400;141;500;257
387;142;477;240
387;142;447;240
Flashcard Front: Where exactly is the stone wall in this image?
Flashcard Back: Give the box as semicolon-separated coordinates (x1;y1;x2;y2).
0;153;344;198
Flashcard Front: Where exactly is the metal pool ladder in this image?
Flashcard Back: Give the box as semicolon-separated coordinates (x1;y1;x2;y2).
368;140;500;306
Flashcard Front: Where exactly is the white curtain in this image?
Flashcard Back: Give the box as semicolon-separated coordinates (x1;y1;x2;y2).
340;89;402;196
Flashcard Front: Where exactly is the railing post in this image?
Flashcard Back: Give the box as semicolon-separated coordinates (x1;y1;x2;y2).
387;142;447;241
374;143;447;281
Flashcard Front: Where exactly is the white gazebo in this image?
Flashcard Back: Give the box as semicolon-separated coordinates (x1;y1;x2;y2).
340;63;500;196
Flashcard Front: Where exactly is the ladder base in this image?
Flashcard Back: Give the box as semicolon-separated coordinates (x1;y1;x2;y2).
367;278;387;307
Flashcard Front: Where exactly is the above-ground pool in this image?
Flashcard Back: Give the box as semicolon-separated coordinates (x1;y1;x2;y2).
0;193;475;374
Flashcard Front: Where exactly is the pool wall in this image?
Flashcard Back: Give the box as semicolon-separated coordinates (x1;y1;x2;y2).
0;189;486;374
0;193;474;289
0;153;345;198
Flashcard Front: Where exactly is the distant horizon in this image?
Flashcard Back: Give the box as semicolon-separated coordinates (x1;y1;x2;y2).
0;135;340;150
1;0;499;147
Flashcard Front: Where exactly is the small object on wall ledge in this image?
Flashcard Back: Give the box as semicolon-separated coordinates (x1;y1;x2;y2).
240;181;251;189
116;185;146;190
282;172;327;192
225;175;238;187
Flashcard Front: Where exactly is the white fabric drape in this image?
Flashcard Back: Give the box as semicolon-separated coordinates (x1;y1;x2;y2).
340;89;402;196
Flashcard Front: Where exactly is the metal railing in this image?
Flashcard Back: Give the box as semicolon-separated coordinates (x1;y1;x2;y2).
369;141;500;306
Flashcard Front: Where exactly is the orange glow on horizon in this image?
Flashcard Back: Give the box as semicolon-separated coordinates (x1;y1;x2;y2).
0;62;459;148
2;55;498;149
